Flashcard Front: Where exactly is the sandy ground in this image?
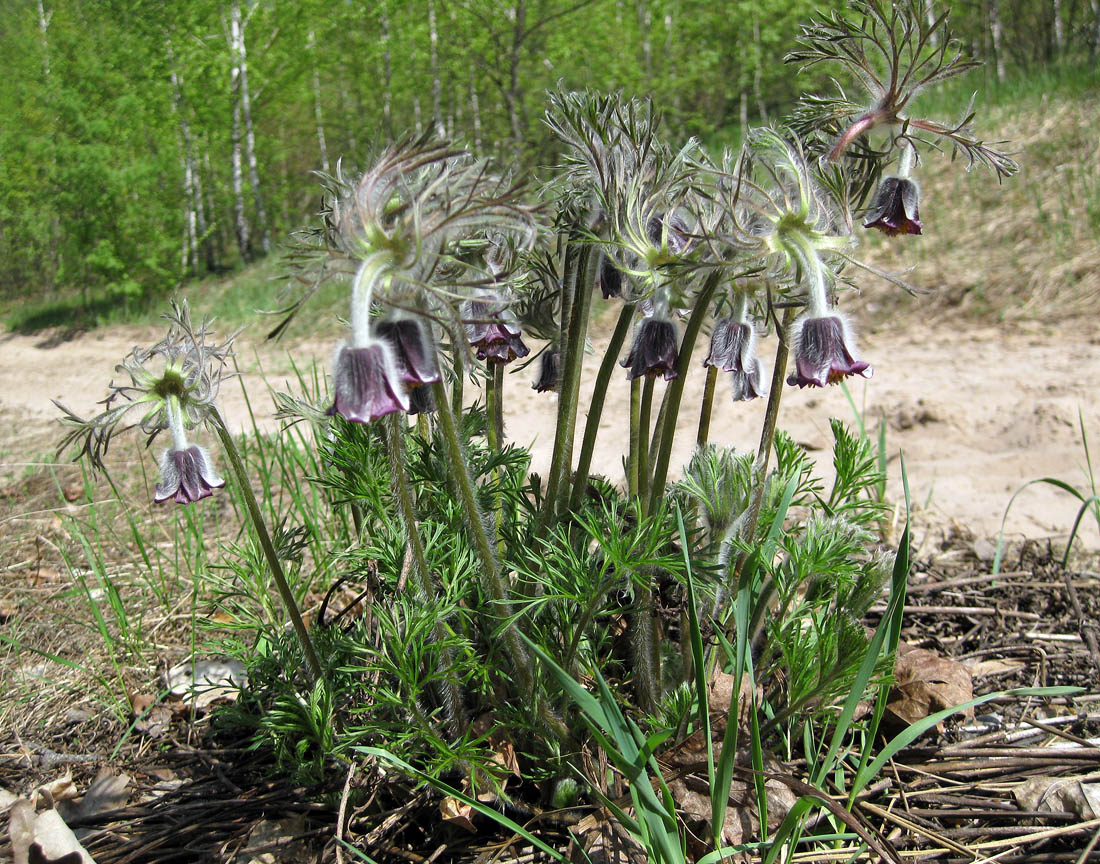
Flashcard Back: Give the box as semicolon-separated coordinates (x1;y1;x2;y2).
2;315;1098;555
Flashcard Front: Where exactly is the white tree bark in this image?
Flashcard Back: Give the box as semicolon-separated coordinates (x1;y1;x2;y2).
1052;0;1064;52
234;0;270;254
380;3;393;140
168;42;199;274
989;0;1006;81
229;3;251;258
925;0;939;49
428;0;446;137
309;30;330;174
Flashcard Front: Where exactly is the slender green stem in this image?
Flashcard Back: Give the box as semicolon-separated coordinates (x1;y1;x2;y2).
628;377;641;497
430;381;528;681
492;362;505;447
647;271;722;513
210;408;323;684
744;305;796;538
568;302;635;513
539;244;596;535
430;380;572;745
697;366;719;450
647;381;669;472
451;340;465;420
637;376;655;512
386;414;467;736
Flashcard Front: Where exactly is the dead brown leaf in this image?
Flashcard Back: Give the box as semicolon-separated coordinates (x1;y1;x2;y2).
439;796;477;833
1014;775;1100;820
885;644;973;728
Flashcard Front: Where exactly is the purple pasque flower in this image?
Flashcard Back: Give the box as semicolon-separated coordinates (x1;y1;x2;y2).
597;254;623;299
374;317;442;388
704;318;765;401
622;316;679;381
786;315;872;388
863;177;922;236
463;297;530;364
327;341;410;422
154;444;225;505
532;347;561;393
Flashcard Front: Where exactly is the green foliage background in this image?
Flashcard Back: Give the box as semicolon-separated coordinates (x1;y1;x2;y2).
1;0;1095;312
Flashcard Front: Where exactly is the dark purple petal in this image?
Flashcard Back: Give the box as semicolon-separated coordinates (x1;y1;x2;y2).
622;317;679;381
375;318;442;387
731;358;765;402
598;254;623;299
786;316;872;388
864;177;923;236
532;348;561;393
154;445;225;505
327;344;409;422
464;299;529;364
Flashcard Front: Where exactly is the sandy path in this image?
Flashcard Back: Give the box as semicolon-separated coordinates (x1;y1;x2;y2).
2;317;1097;552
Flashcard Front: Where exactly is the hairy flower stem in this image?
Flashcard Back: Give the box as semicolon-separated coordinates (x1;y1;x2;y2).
430;383;573;744
737;305;797;584
637;377;655;512
647;271;722;513
631;565;661;713
568;303;635;513
430;384;526;669
697;366;718;449
486;361;505;544
450;341;465;419
538;244;596;536
386;413;468;737
628;378;641;497
210;408;323;684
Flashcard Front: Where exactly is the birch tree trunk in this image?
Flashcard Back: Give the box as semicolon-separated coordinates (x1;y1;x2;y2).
229;4;251;259
988;0;1006;81
428;0;446;137
637;0;652;82
926;0;939;48
309;30;330;174
235;1;270;254
506;1;528;150
1051;0;1064;53
380;3;393;140
168;43;199;274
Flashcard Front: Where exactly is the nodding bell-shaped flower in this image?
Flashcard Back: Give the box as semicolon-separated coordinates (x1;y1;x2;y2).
327;341;410;423
597;254;623;299
622;315;679;381
532;347;561;393
704;318;765;401
863;177;922;236
463;297;530;364
154;444;225;505
787;315;872;388
375;317;442;388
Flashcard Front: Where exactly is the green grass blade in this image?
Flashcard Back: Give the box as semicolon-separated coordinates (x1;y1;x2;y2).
360;747;567;862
